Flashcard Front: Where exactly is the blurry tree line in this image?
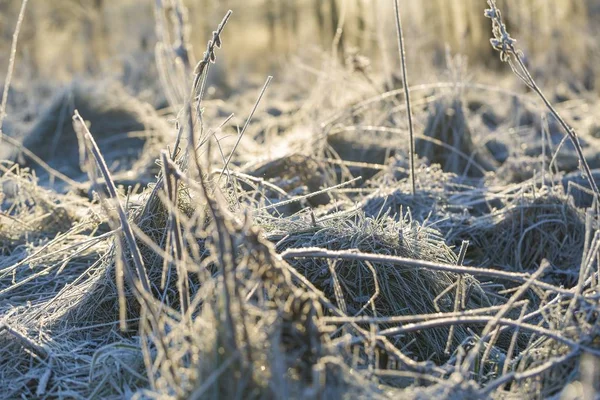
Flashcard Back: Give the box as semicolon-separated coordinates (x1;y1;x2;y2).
0;0;597;88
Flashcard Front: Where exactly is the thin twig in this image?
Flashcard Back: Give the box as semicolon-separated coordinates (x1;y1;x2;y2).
280;247;574;296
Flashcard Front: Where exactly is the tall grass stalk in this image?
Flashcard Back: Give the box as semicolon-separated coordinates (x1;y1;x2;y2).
0;0;28;134
393;0;416;195
73;110;151;294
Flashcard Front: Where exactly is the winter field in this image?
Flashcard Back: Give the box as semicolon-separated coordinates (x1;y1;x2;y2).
1;1;600;398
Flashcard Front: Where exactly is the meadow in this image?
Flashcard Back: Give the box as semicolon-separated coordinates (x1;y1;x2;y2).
1;0;600;398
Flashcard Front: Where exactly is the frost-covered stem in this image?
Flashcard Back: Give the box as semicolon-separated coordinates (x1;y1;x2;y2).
0;0;29;133
393;0;416;195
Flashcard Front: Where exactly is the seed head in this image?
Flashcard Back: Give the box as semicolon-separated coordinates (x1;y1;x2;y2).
485;0;516;62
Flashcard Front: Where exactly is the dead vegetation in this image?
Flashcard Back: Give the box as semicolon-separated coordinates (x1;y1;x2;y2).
1;1;600;399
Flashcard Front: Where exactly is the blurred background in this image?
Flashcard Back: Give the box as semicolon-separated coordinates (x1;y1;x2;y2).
1;0;598;94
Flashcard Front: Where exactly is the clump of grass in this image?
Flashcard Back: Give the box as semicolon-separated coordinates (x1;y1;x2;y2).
0;164;87;253
126;10;376;397
0;79;189;397
259;207;491;363
360;160;501;236
493;155;541;184
361;162;457;222
417;95;496;178
462;189;587;285
137;198;353;398
7;80;171;191
0;164;133;398
242;153;333;214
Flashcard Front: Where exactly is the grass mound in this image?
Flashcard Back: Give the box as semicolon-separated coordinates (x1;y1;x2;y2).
0;165;128;398
463;189;587;285
0;164;89;254
259;207;491;363
11;80;171;191
138;213;350;399
243;153;333;214
417;96;496;178
361;162;457;222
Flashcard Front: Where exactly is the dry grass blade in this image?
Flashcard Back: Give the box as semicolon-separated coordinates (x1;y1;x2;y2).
218;75;273;182
73;110;151;293
461;259;550;376
160;150;190;315
444;240;469;354
498;301;528;391
280;247;573;296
